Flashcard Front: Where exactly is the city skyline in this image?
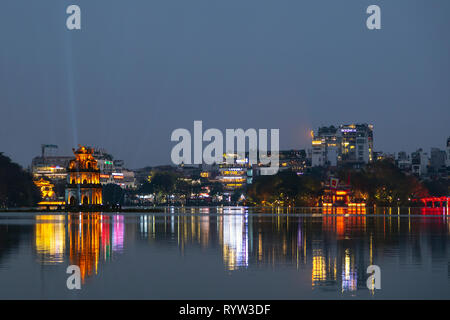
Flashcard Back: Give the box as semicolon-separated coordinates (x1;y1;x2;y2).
1;1;450;169
5;128;450;171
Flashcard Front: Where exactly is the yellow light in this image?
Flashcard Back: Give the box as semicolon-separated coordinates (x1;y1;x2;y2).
38;201;65;205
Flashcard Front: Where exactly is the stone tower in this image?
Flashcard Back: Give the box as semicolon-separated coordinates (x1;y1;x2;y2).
65;145;102;206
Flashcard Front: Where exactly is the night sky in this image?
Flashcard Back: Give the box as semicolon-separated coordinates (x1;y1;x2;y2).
1;0;449;169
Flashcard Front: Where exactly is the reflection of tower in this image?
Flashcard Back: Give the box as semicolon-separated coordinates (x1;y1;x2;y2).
222;212;248;270
68;213;102;282
65;146;102;206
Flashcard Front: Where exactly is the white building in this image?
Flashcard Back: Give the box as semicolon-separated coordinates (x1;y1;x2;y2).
311;124;373;167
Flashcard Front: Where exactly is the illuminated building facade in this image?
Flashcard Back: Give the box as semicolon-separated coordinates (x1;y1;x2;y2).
339;124;373;165
65;146;103;206
31;145;72;181
311;126;340;167
34;178;55;199
217;153;251;190
322;179;366;207
311;124;374;167
94;149;136;189
34;178;65;208
278;149;307;173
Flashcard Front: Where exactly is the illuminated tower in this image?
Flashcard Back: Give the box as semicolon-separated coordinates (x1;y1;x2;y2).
65;146;102;206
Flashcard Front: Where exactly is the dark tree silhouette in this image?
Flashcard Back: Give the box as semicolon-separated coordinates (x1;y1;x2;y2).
0;153;40;208
103;183;125;205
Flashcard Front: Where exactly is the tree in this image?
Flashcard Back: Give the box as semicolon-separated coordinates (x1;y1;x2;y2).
338;160;428;206
423;179;450;197
102;183;125;205
0;153;40;208
246;171;322;206
137;171;178;204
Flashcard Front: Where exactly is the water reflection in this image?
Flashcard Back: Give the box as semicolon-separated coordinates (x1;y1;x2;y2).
35;215;65;264
222;213;248;270
33;213;126;283
1;207;449;296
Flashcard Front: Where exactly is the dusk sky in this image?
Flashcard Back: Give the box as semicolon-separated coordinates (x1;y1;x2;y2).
1;0;449;169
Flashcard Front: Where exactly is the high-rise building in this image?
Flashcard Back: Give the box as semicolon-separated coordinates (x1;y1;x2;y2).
430;148;447;175
311;126;340;167
311;123;373;167
339;124;373;165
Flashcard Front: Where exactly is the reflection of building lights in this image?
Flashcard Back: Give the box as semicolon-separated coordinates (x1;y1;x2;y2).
312;249;326;285
140;215;149;237
112;215;124;253
341;249;357;292
200;216;210;247
35;215;65;264
68;214;102;282
222;213;248;270
101;216;111;260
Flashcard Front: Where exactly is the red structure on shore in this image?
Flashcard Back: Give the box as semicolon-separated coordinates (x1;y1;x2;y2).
321;183;366;207
417;196;449;208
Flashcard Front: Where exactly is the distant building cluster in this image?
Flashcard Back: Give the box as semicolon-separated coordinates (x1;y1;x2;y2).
132;149;309;205
394;141;450;179
309;123;449;180
29;128;449;206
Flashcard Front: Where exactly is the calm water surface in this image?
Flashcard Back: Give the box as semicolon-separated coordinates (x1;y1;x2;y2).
0;207;449;299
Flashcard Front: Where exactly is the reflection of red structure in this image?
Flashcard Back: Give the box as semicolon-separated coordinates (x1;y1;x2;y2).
420;207;447;215
418;196;449;208
322;208;366;238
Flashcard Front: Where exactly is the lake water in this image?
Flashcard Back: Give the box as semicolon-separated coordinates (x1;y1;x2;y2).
0;207;449;299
